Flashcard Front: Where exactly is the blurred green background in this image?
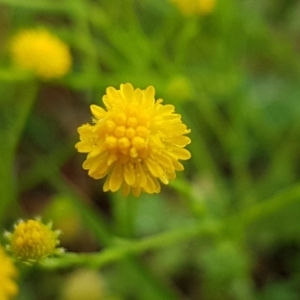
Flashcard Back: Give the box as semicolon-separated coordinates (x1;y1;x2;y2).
1;0;300;299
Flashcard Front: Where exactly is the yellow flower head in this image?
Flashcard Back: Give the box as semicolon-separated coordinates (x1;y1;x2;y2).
75;83;191;197
171;0;216;15
10;28;72;79
0;245;18;300
5;219;63;264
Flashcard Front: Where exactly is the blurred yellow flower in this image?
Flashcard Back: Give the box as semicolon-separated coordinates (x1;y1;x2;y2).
75;83;191;197
5;219;63;264
61;269;107;300
10;28;72;79
0;245;18;300
171;0;216;15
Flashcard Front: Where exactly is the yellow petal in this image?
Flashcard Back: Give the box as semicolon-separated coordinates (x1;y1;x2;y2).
121;83;134;101
90;105;106;119
136;162;147;186
77;124;95;136
122;183;131;196
75;141;94;152
172;160;184;171
132;186;142;197
108;164;123;192
143;86;155;105
145;158;164;177
171;148;191;160
168;136;191;147
124;163;136;185
158;104;175;115
133;88;143;103
153;153;174;172
144;175;156;193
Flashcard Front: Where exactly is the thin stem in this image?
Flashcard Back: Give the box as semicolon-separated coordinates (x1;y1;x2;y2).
41;181;300;270
41;220;218;270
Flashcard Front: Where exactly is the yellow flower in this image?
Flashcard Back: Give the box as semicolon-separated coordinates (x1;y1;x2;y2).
0;245;18;300
171;0;216;15
75;83;191;197
5;219;63;264
10;28;72;79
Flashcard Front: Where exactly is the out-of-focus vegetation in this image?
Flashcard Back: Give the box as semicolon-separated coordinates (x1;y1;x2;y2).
0;0;300;299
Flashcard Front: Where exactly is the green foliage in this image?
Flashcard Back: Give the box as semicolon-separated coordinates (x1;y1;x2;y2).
0;0;300;299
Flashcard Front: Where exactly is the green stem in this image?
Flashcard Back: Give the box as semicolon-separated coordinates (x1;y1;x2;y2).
41;181;300;270
111;193;138;237
41;220;218;270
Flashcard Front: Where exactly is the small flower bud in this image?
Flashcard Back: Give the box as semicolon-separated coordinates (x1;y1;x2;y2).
5;218;64;264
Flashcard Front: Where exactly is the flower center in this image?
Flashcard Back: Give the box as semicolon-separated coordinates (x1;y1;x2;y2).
103;109;150;159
